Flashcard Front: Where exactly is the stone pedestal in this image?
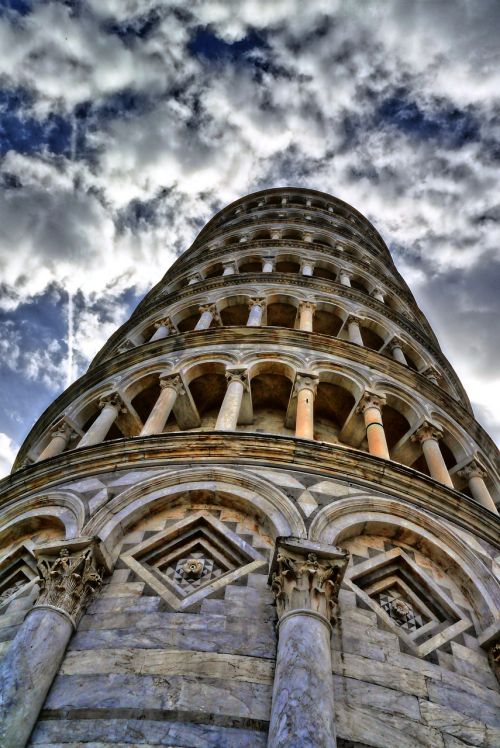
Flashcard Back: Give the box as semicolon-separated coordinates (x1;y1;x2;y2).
0;540;104;748
268;538;349;748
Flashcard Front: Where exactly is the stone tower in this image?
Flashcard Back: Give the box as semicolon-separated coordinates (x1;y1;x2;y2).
1;187;499;747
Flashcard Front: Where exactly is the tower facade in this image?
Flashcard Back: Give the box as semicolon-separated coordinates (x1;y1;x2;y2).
1;187;499;747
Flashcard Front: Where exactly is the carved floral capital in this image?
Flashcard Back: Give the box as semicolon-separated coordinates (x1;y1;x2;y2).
356;391;386;415
411;421;443;444
98;392;127;414
159;373;185;396
269;539;349;622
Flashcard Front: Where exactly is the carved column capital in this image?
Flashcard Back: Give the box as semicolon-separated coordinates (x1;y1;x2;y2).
458;459;487;481
248;296;266;309
389;337;404;352
411;421;443;444
293;372;318;397
422;366;440;383
346;313;360;325
159;373;185;396
298;300;317;313
302;232;313;242
271;230;282;240
269;538;349;623
198;303;220;323
154;317;173;331
300;259;315;271
50;420;76;442
225;367;249;389
356;390;386;415
98;392;127;414
34;541;105;628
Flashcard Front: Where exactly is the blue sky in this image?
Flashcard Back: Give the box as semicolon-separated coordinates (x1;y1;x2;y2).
0;0;499;474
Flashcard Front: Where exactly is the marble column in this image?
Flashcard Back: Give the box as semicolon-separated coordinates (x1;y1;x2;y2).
140;374;184;436
268;538;349;748
77;393;126;449
411;422;454;488
271;230;282;240
0;542;104;748
247;298;265;327
458;460;498;514
195;304;218;330
339;270;351;287
371;287;385;303
300;259;314;277
36;421;75;462
222;262;237;276
263;257;275;273
356;391;389;459
346;315;363;346
215;369;247;431
303;232;313;243
298;301;316;332
389;339;408;366
294;373;318;439
188;272;202;285
150;317;174;342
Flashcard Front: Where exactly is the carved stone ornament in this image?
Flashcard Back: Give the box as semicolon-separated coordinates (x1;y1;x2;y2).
34;547;103;626
159;373;185;396
98;392;127;414
269;540;349;622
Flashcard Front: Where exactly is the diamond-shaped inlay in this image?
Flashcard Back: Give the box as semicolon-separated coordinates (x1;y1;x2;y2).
344;547;473;657
0;543;38;612
121;511;267;611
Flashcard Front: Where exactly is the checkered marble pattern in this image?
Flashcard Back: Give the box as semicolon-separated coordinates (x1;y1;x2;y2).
377;587;427;633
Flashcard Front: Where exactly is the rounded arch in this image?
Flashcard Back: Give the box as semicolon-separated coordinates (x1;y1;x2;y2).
309;496;500;625
84;467;306;556
0;491;85;546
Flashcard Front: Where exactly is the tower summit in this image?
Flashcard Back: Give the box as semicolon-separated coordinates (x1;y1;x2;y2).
1;188;499;747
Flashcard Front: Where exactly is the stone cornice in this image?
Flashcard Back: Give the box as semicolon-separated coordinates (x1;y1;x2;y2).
96;274;462;401
4;433;500;549
15;328;494;470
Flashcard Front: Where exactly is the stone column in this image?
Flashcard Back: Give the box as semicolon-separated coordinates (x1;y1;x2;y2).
150;317;174;342
300;259;314;277
294;373;318;440
263;257;275;273
36;421;75;462
389;339;408;366
339;270;351;287
222;262;237;276
188;272;202;285
458;460;498;514
271;230;282;240
215;369;248;431
357;391;390;459
303;232;313;243
298;301;316;332
411;422;454;488
247;297;265;327
77;393;126;449
422;366;440;386
268;538;349;748
346;315;363;346
140;374;184;436
371;287;385;303
0;542;104;748
195;304;218;330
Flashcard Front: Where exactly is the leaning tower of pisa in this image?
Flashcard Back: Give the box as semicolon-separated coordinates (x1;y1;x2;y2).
1;187;499;747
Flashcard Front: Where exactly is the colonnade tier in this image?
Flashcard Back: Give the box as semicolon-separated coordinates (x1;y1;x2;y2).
89;276;469;409
17;339;499;511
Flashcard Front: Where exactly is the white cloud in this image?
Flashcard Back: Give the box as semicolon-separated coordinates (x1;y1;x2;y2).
0;433;19;479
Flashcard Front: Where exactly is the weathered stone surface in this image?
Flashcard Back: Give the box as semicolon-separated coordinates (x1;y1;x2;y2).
335;703;445;748
30;718;268;747
419;699;490;746
333;675;421;721
331;651;428;698
426;678;500;726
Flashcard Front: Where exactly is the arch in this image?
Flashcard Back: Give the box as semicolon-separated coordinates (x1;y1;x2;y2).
84;467;307;556
0;491;85;545
308;496;500;626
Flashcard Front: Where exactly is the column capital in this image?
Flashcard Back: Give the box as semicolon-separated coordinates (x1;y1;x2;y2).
50;419;77;442
159;373;185;395
356;390;386;414
458;459;488;481
225;367;249;389
269;538;349;622
98;392;127;413
422;366;440;383
299;301;316;313
117;339;135;354
411;420;443;444
346;313;361;325
248;296;266;309
293;372;318;397
389;337;404;351
300;258;315;271
371;287;385;298
154;316;173;331
270;229;282;240
222;261;237;271
238;234;249;243
302;232;313;242
188;272;203;283
198;303;220;323
33;539;106;628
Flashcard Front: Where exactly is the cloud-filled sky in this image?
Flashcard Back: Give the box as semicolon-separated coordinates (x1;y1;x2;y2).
0;0;499;476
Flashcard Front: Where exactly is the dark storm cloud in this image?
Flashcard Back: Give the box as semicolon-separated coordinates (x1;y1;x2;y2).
0;0;499;471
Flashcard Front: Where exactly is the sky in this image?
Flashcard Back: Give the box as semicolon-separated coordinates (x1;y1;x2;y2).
0;0;499;477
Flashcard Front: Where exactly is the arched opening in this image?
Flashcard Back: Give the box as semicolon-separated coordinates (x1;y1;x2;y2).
220;302;249;326
204;263;223;279
276;260;300;274
224;235;240;246
383;405;411;451
253;230;272;241
239;258;262;273
177;308;203;333
313;236;332;248
267;302;297;328
188;372;227;430
313;309;343;337
360;326;385;351
315;383;356;445
282;229;303;241
350;278;369;294
314;265;337;281
247;373;293;436
80;405;126;443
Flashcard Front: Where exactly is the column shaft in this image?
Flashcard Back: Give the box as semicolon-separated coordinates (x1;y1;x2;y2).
36;425;72;461
298;303;315;332
268;611;336;748
215;377;245;431
263;258;274;273
296;387;315;439
140;383;179;436
372;288;385;302
301;262;314;276
150;323;171;342
247;303;264;326
347;317;363;346
422;438;454;488
195;309;214;330
469;476;498;514
391;344;408;365
0;608;73;748
364;405;389;459
339;271;351;287
222;264;236;276
77;401;121;448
